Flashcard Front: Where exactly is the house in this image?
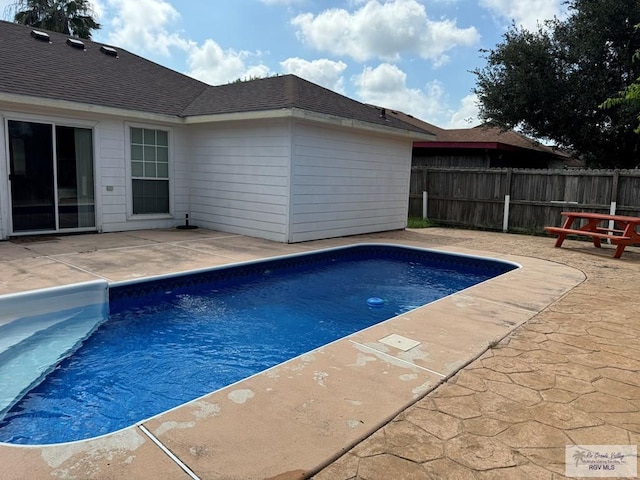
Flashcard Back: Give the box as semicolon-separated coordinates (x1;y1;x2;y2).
0;21;434;243
386;110;577;169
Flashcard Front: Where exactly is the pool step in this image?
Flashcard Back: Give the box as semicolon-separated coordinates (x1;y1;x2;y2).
0;281;108;415
0;305;108;415
0;309;81;355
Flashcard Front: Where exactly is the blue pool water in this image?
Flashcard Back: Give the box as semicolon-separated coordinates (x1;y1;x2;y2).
0;245;517;445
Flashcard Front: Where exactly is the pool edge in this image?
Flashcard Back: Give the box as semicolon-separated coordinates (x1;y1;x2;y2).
0;245;586;480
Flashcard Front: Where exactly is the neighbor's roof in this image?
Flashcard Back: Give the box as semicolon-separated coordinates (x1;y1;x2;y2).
387;109;568;156
439;125;563;154
0;21;432;136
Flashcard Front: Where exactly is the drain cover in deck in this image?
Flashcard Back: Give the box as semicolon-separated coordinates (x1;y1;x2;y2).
379;334;421;351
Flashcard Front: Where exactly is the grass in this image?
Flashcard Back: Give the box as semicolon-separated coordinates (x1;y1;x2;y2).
407;217;435;228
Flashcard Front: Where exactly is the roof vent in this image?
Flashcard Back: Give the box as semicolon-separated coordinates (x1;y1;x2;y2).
100;45;118;57
31;30;50;42
66;38;85;50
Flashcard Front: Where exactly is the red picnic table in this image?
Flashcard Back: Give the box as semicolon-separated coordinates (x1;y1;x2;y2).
544;211;640;258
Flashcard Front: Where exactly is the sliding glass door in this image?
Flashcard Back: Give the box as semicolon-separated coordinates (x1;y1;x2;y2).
55;126;95;229
8;121;56;232
8;120;95;233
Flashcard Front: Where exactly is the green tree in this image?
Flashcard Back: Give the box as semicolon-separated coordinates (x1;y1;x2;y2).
474;0;640;168
601;31;640;133
8;0;100;39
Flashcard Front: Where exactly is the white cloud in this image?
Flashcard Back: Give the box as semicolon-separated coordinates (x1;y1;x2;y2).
353;63;452;125
353;63;483;128
90;0;106;23
106;0;192;55
186;40;271;85
292;0;479;65
447;94;481;128
280;58;347;93
104;0;269;85
480;0;566;30
261;0;304;4
0;1;17;20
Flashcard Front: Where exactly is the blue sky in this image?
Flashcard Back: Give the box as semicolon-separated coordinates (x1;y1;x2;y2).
1;0;567;128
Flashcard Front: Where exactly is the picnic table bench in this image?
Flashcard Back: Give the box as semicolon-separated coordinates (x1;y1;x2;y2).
544;211;640;258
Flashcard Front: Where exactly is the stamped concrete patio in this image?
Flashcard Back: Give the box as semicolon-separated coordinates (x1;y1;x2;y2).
0;227;638;480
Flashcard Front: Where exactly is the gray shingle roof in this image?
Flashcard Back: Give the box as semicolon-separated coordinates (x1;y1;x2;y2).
387;109;568;156
0;20;209;116
0;21;432;136
182;75;432;134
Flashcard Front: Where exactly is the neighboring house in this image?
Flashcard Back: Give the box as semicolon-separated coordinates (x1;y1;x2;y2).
0;21;434;243
386;110;578;169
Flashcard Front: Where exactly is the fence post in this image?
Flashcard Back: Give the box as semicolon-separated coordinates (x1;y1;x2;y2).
503;194;510;232
607;201;617;244
422;191;428;219
611;169;620;205
505;168;513;197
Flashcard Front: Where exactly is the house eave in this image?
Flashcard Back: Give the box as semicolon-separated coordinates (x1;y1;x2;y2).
0;93;436;141
185;107;435;140
294;108;436;140
181;108;292;124
0;93;184;124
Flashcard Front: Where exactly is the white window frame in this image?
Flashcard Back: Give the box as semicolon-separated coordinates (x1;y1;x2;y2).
125;122;174;219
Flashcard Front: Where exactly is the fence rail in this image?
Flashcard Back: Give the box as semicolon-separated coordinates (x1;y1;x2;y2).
409;167;640;232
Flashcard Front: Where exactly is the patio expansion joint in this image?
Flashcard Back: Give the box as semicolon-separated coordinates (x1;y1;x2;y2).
45;233;242;258
348;340;447;378
45;242;163;257
46;256;111;281
138;424;201;480
169;242;250;260
165;233;246;246
465;293;542;314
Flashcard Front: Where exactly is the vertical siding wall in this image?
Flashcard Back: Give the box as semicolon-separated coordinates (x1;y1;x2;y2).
289;122;412;243
187;119;291;242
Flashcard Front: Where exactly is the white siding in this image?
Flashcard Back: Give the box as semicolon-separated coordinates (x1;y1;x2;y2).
188;119;291;242
289;121;412;243
96;119;127;230
96;119;190;233
172;125;191;225
1;105;414;243
0;106;188;238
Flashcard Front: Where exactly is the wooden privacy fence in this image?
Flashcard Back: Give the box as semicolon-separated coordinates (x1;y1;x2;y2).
409;167;640;233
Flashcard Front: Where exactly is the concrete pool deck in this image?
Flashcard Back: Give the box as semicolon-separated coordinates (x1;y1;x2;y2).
0;227;638;479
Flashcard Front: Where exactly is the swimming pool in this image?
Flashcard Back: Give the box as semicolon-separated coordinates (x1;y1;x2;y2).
0;244;518;445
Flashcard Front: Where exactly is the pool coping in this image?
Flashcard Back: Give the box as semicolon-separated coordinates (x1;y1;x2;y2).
0;242;586;480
